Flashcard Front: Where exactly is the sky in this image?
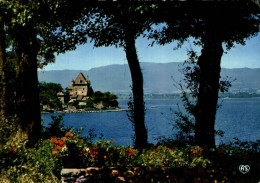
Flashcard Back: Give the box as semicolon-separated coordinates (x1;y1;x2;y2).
40;34;260;71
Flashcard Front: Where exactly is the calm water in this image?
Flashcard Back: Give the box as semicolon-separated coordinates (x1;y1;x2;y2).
42;98;260;146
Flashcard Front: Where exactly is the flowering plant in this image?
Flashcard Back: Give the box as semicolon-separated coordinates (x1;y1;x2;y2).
50;134;212;168
84;139;123;166
50;132;86;156
138;146;189;167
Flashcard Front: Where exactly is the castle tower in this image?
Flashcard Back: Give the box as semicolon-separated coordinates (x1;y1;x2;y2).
66;73;91;103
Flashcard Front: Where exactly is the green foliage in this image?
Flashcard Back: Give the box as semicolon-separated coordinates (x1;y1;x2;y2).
0;114;95;182
91;91;118;109
138;146;211;168
39;81;63;110
151;2;259;51
1;0;85;67
0;115;69;182
87;82;94;97
0;115;16;148
85;98;94;109
42;114;67;138
63;89;71;104
1;115;258;182
204;139;260;181
49;130;212;168
163;50;227;148
86;3;154;48
5;51;17;83
0;132;61;183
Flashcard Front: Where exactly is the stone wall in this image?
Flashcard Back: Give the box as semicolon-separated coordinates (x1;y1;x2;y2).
72;85;88;96
61;167;229;183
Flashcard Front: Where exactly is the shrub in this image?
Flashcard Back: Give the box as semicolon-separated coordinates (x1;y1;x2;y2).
209;138;260;179
0;138;61;183
49;133;212;168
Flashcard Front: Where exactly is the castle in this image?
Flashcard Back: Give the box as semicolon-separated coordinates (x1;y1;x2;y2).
67;73;91;105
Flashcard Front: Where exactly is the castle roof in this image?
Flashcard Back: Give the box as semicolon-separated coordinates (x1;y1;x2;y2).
74;73;89;85
67;85;73;90
77;95;84;101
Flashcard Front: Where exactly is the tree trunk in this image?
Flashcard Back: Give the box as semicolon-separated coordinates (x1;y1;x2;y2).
195;32;223;148
0;16;15;117
0;16;6;114
124;27;148;149
15;29;42;145
0;17;7;114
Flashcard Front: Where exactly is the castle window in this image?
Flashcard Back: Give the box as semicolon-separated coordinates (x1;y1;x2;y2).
80;80;82;83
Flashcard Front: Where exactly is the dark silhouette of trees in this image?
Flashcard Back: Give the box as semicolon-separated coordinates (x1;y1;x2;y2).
0;0;84;144
83;2;155;148
39;82;63;110
0;4;16;118
151;1;259;148
191;2;259;148
0;13;8;115
0;0;259;149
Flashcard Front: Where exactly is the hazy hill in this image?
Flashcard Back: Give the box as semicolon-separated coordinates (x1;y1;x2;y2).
38;62;260;94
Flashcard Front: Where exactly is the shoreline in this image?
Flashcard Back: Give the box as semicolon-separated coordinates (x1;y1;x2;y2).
41;108;130;114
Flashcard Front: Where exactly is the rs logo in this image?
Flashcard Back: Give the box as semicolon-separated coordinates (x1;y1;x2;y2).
239;165;250;174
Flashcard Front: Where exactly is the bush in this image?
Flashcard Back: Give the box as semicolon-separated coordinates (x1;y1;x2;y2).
0;115;16;147
0;138;61;183
1;115;258;182
209;138;260;180
49;133;212;168
0;115;67;182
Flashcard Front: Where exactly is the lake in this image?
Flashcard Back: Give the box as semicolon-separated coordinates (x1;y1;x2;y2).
42;98;260;146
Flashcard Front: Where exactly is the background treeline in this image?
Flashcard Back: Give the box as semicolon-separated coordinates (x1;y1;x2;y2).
38;81;118;111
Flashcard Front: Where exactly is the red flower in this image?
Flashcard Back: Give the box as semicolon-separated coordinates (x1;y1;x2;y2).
91;155;96;158
56;140;65;147
50;137;56;143
61;137;67;141
55;145;61;150
92;146;98;151
124;148;136;157
8;146;20;154
190;146;203;157
65;132;73;138
52;151;57;155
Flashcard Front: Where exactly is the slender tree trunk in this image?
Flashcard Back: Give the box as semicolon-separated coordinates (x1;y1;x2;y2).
0;16;6;114
124;26;148;149
15;29;41;145
195;32;223;148
0;16;13;116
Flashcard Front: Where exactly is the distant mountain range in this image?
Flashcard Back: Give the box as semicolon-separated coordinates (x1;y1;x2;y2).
38;62;260;94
